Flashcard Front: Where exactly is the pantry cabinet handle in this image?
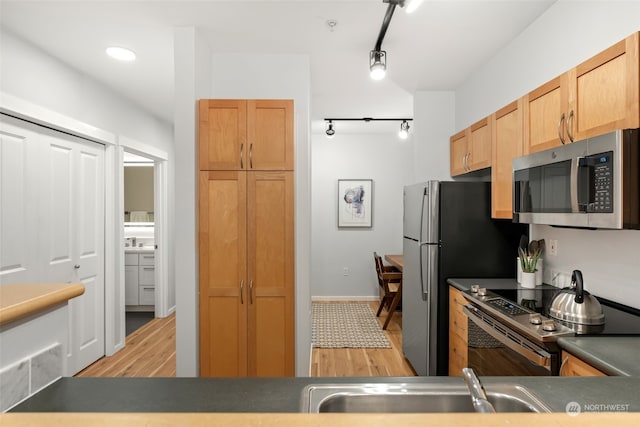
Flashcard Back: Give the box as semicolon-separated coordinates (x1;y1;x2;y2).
240;143;244;169
240;280;244;304
249;280;254;304
566;110;575;143
557;113;566;145
249;143;253;169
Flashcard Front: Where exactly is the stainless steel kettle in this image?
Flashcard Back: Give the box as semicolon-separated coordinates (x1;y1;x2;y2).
548;270;605;325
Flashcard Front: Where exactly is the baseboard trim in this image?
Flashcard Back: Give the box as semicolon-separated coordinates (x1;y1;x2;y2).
311;296;379;302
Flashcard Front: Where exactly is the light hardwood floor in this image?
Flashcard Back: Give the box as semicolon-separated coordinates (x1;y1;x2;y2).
76;301;415;378
76;313;176;377
311;301;416;377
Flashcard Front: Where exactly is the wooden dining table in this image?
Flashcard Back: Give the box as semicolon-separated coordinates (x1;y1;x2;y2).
384;254;403;271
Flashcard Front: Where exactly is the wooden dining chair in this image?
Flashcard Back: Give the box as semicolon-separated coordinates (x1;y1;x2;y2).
373;252;403;330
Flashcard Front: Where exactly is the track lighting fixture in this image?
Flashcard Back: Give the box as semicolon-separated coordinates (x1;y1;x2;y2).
369;50;387;80
324;117;412;139
398;120;410;139
369;0;423;79
325;120;336;138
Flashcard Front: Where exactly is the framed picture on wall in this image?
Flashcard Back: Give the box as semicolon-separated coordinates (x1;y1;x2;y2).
338;179;373;228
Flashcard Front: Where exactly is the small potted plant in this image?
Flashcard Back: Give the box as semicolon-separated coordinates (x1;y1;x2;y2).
518;239;545;288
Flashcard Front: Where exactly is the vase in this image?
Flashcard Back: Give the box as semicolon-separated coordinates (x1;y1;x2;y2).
535;259;543;286
521;271;536;289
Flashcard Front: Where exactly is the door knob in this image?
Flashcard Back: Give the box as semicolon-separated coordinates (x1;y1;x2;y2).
74;264;80;269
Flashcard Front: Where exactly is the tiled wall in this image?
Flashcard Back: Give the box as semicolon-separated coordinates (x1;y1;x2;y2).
0;344;62;412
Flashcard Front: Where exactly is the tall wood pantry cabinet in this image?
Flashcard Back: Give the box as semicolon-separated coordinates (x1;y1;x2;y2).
198;99;295;377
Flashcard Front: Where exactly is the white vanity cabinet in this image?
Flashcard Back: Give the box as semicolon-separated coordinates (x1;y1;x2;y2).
125;251;155;308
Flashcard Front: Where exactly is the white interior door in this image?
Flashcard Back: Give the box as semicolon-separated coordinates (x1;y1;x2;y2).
0;114;105;374
69;142;105;372
0;117;41;285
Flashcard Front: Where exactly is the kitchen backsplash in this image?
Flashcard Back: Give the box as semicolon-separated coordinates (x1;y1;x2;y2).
531;224;640;310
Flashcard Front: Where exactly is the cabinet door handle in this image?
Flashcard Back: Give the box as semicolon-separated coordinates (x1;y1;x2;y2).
240;279;244;304
249;143;253;169
249;280;254;304
142;287;154;291
74;264;80;269
240;143;244;169
143;267;154;271
557;113;566;145
566;110;575;143
559;355;569;376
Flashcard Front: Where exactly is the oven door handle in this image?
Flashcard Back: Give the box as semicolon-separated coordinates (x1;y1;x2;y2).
463;306;552;371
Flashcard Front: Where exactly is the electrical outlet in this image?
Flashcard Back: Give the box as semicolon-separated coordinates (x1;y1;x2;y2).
343;267;349;276
549;239;558;256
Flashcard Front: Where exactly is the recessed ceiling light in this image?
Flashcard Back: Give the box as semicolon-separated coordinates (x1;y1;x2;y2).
106;46;136;62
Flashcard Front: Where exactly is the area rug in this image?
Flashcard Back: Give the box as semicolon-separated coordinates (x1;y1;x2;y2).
312;303;391;348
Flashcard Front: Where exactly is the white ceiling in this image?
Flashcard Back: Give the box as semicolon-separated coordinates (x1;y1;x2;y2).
0;0;556;133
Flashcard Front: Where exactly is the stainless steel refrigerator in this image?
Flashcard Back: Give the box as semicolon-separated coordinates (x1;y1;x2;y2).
402;181;527;376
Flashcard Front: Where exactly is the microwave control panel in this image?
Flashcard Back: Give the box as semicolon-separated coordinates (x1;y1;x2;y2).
588;152;613;213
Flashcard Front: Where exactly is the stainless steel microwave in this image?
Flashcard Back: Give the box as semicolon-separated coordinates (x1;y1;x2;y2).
513;129;639;229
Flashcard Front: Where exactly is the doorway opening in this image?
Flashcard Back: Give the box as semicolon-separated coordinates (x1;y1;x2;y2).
123;151;156;335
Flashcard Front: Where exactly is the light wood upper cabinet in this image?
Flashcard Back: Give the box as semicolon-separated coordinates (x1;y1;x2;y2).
468;117;492;170
199;100;247;171
450;117;492;176
491;100;524;219
199;99;293;171
524;32;639;154
450;129;469;176
571;32;639;140
524;74;569;154
247;100;294;171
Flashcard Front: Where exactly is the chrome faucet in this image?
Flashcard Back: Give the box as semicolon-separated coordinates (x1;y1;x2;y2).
462;368;496;413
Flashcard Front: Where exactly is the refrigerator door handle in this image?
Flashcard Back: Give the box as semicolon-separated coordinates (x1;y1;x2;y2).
419;243;426;300
425;244;438;301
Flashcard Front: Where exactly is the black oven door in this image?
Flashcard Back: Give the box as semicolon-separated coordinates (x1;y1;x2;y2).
464;306;558;376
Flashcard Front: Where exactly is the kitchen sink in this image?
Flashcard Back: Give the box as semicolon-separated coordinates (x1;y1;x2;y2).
301;382;551;413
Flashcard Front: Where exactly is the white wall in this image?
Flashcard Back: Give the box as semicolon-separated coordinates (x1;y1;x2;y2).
311;132;414;298
0;30;173;151
453;0;640;308
412;91;456;183
174;27;212;377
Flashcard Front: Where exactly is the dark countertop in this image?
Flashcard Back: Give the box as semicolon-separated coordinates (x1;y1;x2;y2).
557;337;640;377
447;277;557;292
10;376;640;413
448;278;640;378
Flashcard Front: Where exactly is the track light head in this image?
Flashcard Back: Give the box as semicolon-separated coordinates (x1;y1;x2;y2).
403;0;423;14
398;120;410;139
369;50;386;80
325;120;336;138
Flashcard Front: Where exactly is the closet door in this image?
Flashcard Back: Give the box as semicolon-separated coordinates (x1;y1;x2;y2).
246;171;294;377
0;114;105;374
199;171;248;377
0;116;42;285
